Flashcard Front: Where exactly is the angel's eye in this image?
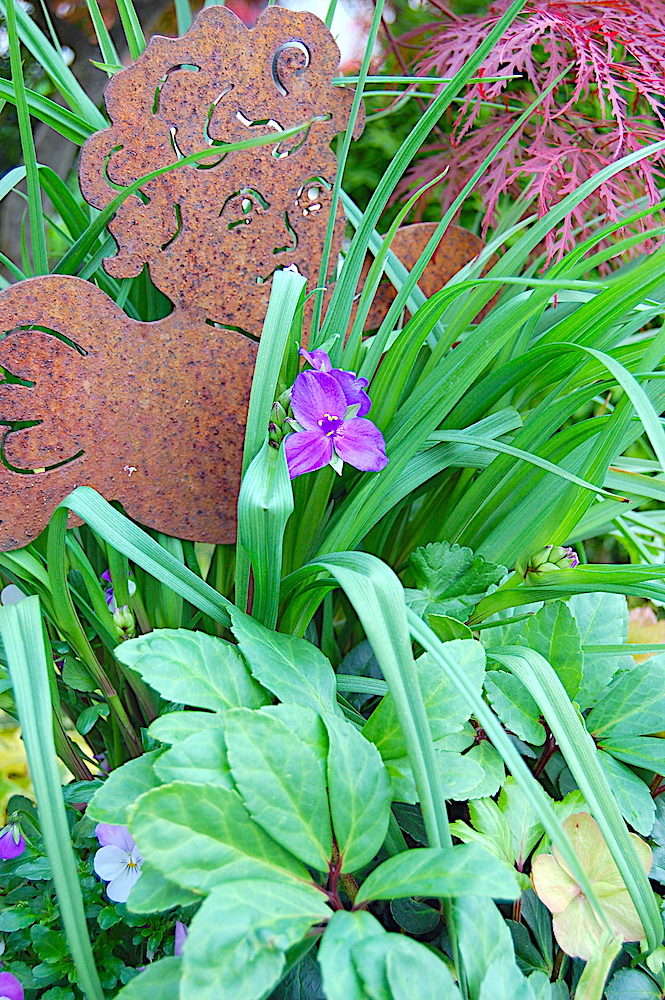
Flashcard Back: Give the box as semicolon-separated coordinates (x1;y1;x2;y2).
307;186;320;201
241;197;253;214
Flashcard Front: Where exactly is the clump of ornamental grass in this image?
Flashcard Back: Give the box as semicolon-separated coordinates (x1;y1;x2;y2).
398;0;665;263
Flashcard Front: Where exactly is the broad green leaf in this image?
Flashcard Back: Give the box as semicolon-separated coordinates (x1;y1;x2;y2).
406;542;506;620
154;729;233;788
318;910;386;1000
114;628;269;712
88;751;162;826
429;615;474;641
355;843;520;904
388;748;484;805
605;968;663;998
224;705;332;870
230;609;342;717
484;671;546;745
390;898;440;934
115;957;181;1000
126;863;201;914
362;641;485;759
323;713;391;873
450;797;513;867
180;879;330;1000
598;736;665;774
454;896;529;1000
498;778;545;870
352;934;462;1000
568;592;632;708
129;782;310;892
519;602;583;700
270;952;325;1000
464;741;506;799
477;954;538;1000
598;751;655;836
585;655;665;737
148;710;225;744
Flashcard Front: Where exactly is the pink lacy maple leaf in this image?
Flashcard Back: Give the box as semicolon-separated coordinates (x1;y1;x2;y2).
397;0;665;264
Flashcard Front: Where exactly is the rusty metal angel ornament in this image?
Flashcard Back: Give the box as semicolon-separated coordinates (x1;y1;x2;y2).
0;5;361;549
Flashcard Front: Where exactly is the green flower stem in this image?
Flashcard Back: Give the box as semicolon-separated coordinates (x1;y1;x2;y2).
574;935;622;1000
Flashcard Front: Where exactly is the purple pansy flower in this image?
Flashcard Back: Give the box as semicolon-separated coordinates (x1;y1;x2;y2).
174;920;188;956
0;824;25;861
284;369;388;479
94;823;143;902
0;972;24;1000
299;348;371;417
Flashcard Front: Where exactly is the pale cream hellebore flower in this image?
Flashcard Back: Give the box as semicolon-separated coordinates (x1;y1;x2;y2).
531;812;651;961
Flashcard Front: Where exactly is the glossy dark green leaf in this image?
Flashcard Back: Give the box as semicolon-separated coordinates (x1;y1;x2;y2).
114;628;269;712
586;655;665;737
598;750;655;836
130;782;310;892
598;735;665;774
225;705;332;870
88;750;162;826
484;671;545;746
230;609;341;717
390;897;440;934
180;880;330;1000
604;968;663;999
324;713;391;873
356;843;519;903
115;957;181;1000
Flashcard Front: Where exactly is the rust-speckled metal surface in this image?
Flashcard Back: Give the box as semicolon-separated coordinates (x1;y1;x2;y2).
358;222;487;331
0;6;359;549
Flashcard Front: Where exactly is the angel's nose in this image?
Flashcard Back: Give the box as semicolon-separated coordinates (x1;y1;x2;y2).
272;211;298;255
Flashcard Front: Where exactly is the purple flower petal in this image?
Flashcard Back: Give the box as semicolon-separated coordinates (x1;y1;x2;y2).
284;430;333;478
95;823;136;853
329;369;372;417
174;920;188;956
0;825;25;860
290;370;347;431
101;570;112;583
0;971;24;1000
299;348;332;372
333;418;389;472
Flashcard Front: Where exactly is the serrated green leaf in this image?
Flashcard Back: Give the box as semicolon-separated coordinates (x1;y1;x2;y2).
323;713;391;873
129;782;310;893
362;640;484;759
484;671;545;746
115;957;181;1000
318;910;386;1000
464;741;506;799
568;592;632;708
148;710;225;744
518;602;583;700
356;843;519;904
88;751;162;826
154;729;232;788
598;750;655;836
126;862;200;914
230;609;342;717
586;655;665;737
498;778;545;870
114;628;269;713
406;541;505;620
180;880;330;1000
598;735;665;773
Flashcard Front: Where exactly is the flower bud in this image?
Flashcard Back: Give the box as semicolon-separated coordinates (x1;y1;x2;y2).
113;605;135;640
271;400;288;429
518;545;579;578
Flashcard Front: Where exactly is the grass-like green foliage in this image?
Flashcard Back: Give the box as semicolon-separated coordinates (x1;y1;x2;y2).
2;0;665;997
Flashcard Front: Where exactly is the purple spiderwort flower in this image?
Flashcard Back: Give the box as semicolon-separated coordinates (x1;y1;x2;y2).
94;823;143;902
0;823;25;861
174;920;188;956
299;348;371;417
284;369;388;479
0;972;23;1000
101;570;136;613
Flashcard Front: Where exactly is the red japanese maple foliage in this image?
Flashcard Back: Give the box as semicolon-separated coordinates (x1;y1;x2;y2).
399;0;665;263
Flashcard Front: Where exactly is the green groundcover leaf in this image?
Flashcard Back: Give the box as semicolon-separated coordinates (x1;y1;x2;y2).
605;968;663;998
148;710;225;743
568;592;631;708
356;843;520;904
154;728;233;788
484;671;545;746
225;705;333;871
130;782;310;892
406;541;506;621
230;609;342;717
324;713;392;873
585;654;665;737
180;879;331;1000
115;957;181;1000
318;910;386;1000
115;628;270;712
352;933;462;1000
362;640;485;759
88;751;162;826
519;602;583;701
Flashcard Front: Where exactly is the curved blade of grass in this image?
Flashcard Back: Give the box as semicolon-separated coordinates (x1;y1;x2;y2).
6;0;47;275
57;488;234;626
84;0;120;74
0;597;104;1000
490;645;661;951
406;609;613;939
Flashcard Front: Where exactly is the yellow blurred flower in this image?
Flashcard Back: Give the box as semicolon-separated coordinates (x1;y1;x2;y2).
628;605;665;662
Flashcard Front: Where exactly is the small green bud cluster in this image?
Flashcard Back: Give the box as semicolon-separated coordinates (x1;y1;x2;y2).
517;544;579;579
269;389;293;448
113;605;136;640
